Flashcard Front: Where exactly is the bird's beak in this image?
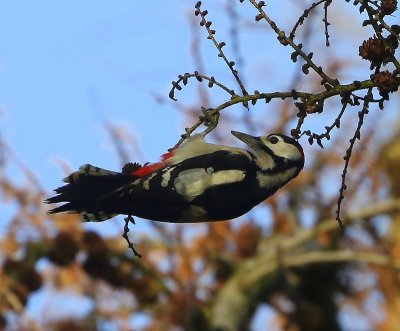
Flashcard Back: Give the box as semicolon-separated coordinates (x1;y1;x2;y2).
231;131;260;148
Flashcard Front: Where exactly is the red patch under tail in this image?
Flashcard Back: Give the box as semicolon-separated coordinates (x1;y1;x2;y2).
131;149;176;177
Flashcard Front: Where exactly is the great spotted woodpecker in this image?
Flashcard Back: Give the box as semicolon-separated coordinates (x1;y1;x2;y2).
46;131;304;223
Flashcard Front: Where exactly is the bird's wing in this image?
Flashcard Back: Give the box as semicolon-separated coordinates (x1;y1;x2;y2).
99;149;254;204
127;134;251;177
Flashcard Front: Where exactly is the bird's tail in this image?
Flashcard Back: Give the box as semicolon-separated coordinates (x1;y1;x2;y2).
46;164;134;221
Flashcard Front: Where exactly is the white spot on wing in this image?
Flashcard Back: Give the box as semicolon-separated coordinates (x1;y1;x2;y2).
143;173;156;190
210;170;245;186
174;169;208;201
174;168;246;201
129;179;141;193
161;167;174;187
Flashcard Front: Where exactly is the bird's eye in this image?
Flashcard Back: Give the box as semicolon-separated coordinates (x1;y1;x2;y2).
268;135;279;144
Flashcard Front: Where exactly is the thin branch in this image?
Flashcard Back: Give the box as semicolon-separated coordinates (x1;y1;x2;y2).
336;87;373;227
169;71;235;101
195;1;248;98
300;102;348;148
289;0;327;39
174;77;383;147
248;0;339;88
323;0;332;46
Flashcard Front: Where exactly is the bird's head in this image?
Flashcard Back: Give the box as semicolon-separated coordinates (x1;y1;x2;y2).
231;131;304;172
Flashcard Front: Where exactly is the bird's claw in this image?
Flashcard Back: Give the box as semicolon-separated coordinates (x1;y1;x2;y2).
200;108;220;136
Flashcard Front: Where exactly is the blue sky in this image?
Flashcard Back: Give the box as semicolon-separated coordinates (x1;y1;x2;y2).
0;1;195;186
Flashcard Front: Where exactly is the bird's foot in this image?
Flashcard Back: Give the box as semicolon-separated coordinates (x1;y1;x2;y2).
122;215;142;258
200;107;220;136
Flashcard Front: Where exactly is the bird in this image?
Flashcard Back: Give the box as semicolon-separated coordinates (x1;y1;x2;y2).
45;130;304;223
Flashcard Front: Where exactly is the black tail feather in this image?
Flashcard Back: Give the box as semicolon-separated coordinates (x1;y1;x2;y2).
46;164;134;221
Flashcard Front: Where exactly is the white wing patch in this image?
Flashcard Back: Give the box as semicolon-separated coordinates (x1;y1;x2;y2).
174;168;246;201
167;134;251;166
161;167;175;187
210;170;246;186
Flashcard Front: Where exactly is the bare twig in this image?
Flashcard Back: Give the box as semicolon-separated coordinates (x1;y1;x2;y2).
336;87;373;228
289;0;327;39
248;0;339;88
323;0;332;46
174;76;381;146
300;102;348;148
169;72;235;101
123;215;142;258
195;1;248;99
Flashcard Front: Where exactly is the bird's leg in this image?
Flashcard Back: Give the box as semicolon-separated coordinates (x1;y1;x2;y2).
200;108;220;136
127;214;136;225
122;215;142;258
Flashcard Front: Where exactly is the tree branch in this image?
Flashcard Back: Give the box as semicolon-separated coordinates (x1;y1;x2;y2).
210;198;400;331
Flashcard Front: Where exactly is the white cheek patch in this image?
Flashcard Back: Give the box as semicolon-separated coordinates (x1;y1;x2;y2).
174;168;246;201
268;143;302;161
